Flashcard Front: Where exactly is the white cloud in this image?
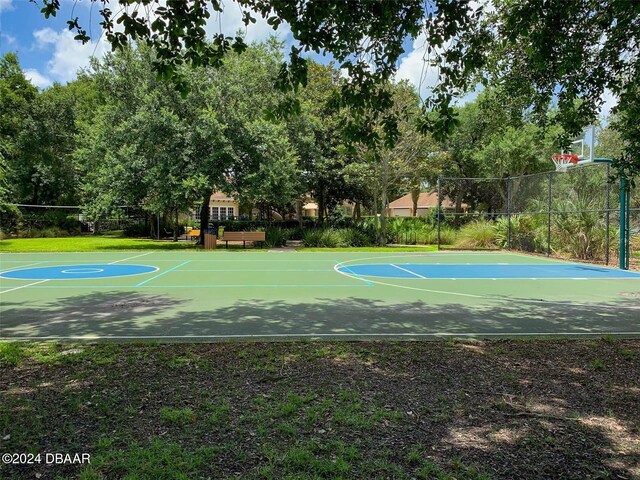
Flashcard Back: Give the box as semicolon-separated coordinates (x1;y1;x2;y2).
0;32;16;47
600;88;617;121
24;68;52;89
32;28;107;84
33;28;59;49
396;33;484;106
206;0;291;44
29;0;292;86
395;33;440;98
0;0;13;13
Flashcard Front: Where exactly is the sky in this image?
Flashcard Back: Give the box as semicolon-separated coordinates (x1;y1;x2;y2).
0;0;615;121
0;0;443;95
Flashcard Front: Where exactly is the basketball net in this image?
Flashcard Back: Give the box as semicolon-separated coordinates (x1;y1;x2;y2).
551;153;579;172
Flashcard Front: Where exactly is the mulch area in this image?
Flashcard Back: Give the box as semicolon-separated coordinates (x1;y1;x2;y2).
1;340;639;479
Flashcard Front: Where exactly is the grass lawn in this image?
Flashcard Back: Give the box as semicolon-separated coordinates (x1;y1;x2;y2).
1;340;638;479
297;246;439;252
0;236;197;252
0;236;443;253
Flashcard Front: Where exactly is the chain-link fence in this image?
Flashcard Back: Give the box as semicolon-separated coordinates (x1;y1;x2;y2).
438;163;638;268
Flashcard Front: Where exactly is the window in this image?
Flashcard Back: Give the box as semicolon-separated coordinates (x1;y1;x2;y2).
211;207;219;220
227;207;234;219
220;206;227;220
194;207;201;220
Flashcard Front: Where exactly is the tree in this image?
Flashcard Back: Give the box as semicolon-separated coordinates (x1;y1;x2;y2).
10;83;83;205
234;119;302;219
79;39;298;240
0;53;37;202
79;45;235;239
343;82;444;245
38;0;640;181
485;0;640;178
35;0;483;144
286;61;349;224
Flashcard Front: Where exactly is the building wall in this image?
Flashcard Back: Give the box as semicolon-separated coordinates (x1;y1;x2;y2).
193;199;239;221
392;208;412;217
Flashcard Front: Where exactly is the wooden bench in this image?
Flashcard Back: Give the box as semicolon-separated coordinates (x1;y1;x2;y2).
222;231;265;248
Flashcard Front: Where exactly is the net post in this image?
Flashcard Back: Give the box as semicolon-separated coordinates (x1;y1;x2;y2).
437;176;442;251
547;172;553;256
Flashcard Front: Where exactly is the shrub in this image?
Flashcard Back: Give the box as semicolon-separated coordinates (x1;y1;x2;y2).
263;227;287;248
418;225;457;245
19;227;70;238
0;203;22;234
438;226;458;245
302;228;347;247
454;220;497;249
338;228;371;247
550;212;615;260
495;215;546;252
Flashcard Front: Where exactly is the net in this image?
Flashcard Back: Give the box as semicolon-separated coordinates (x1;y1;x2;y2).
552;153;580;172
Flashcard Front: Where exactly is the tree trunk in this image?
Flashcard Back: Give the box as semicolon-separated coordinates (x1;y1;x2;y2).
455;190;463;228
150;213;156;239
411;186;420;216
317;186;325;225
173;209;179;242
352;202;361;220
32;181;39;206
380;188;388;246
199;195;210;245
296;199;303;227
373;188;380;239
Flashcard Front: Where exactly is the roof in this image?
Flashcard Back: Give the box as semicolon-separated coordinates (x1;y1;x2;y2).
388;192;457;209
209;191;236;202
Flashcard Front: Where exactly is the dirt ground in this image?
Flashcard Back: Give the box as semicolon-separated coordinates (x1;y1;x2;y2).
1;340;638;479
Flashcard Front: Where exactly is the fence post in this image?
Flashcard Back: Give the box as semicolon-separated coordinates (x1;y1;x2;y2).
437;176;442;251
547;172;552;256
506;177;512;250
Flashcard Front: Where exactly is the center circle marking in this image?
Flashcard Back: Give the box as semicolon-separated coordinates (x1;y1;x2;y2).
61;268;104;274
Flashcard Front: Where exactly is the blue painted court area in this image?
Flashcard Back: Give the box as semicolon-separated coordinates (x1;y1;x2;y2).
338;263;640;279
0;264;158;280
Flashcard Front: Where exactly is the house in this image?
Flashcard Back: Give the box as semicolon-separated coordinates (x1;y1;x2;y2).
190;192;355;222
193;192;240;221
387;192;461;217
301;200;354;218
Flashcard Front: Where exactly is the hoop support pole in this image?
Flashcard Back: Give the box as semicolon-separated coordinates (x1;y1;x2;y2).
437;176;442;251
619;178;630;270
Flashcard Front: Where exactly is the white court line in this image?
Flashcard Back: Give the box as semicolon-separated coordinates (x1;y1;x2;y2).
391;264;427;279
0;280;49;295
3;331;640;340
109;252;153;264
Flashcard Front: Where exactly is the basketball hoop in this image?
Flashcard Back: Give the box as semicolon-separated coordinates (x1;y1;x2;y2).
552;153;579;172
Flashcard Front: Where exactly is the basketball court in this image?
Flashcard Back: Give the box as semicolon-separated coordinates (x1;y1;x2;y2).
1;250;639;341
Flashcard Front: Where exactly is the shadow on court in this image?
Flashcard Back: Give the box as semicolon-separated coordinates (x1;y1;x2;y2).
1;290;639;338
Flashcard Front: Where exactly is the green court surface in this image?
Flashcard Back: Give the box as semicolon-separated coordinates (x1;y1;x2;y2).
1;250;639;340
